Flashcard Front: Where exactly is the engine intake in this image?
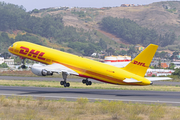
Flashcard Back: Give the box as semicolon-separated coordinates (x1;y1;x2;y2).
41;69;47;76
31;64;53;76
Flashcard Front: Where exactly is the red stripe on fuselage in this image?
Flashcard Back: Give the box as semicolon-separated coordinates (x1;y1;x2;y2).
52;60;138;85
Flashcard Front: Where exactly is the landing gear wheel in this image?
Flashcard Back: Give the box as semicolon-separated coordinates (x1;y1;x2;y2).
60;81;64;85
88;81;92;85
86;81;92;86
21;65;26;69
83;78;92;86
64;82;67;87
63;82;70;87
60;72;70;87
66;83;70;87
82;79;87;84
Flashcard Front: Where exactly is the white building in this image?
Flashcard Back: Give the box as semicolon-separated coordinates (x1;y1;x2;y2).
172;62;180;69
0;57;14;67
104;55;131;62
4;59;14;65
145;69;174;76
0;57;4;64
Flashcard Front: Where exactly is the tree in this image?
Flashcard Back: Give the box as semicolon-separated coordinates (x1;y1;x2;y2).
159;51;168;58
127;46;137;56
67;49;73;53
31;9;39;13
0;63;8;68
119;50;127;55
1;52;11;59
84;47;95;56
169;63;175;70
98;38;107;50
158;59;161;68
101;16;175;47
171;51;179;60
172;68;180;76
155;52;160;58
106;47;115;55
161;32;176;47
60;48;65;51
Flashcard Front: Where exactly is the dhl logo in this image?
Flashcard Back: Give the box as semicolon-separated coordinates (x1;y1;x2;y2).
132;60;148;68
19;46;46;61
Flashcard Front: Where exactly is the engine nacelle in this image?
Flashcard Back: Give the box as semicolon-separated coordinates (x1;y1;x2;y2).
31;64;53;76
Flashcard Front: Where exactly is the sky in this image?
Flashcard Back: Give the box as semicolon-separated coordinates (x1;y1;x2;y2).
1;0;177;11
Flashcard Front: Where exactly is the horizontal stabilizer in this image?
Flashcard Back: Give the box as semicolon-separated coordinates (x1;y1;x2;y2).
145;77;172;81
123;78;142;83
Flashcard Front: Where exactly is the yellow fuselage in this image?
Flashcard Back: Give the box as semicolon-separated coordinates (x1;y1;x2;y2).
8;41;151;85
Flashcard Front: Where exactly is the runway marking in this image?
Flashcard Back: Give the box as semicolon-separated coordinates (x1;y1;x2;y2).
0;93;180;104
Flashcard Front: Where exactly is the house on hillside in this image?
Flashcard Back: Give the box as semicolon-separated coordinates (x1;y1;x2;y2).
161;63;169;68
135;45;144;51
121;4;135;7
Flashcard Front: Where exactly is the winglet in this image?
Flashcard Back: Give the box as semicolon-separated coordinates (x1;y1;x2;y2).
124;44;158;77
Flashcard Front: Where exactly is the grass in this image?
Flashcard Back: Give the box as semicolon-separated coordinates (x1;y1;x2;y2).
0;95;180;120
1;80;180;92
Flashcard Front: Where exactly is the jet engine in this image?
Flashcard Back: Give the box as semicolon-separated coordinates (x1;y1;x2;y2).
31;64;53;76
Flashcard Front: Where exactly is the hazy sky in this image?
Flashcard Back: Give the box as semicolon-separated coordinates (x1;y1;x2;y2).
1;0;176;11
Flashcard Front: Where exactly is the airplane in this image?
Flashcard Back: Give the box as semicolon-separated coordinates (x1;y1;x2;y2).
8;41;171;87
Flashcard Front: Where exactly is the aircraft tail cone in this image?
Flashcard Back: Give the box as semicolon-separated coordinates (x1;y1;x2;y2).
150;82;153;85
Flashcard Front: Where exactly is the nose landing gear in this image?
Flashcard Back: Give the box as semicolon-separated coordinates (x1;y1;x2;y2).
21;57;27;69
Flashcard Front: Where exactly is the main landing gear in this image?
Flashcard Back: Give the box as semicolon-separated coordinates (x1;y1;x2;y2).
60;72;70;87
82;78;92;86
21;57;26;69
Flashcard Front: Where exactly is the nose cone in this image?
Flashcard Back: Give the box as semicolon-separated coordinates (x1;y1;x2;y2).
8;46;13;52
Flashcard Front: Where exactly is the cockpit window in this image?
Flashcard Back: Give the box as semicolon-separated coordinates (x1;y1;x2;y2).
11;44;13;47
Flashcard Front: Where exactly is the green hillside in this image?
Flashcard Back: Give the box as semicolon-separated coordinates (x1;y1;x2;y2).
31;1;180;51
1;1;180;56
0;2;107;56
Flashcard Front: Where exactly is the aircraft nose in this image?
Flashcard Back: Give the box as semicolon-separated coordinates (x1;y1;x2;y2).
8;46;10;51
8;46;13;52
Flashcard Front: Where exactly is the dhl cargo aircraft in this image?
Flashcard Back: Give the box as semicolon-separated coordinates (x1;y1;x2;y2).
8;41;171;87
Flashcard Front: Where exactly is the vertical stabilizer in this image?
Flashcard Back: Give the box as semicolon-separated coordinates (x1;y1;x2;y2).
124;44;158;77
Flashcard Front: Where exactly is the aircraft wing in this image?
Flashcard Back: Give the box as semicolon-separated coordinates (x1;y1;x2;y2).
145;77;172;81
31;63;79;75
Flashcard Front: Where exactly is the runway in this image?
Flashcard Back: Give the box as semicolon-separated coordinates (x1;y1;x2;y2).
0;86;180;106
0;76;180;86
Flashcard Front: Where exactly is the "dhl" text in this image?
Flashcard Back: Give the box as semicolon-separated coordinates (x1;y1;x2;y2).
19;46;46;61
132;60;148;68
